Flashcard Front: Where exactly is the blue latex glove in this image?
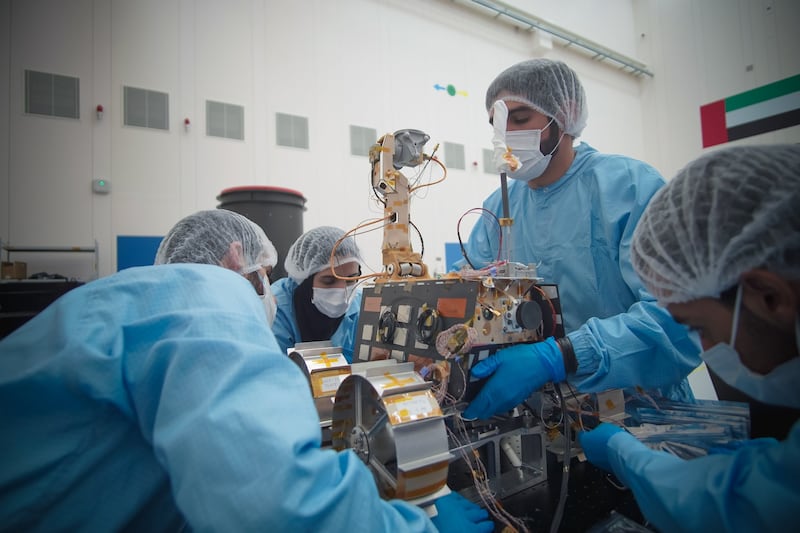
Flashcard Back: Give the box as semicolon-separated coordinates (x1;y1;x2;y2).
430;491;494;533
462;337;565;420
578;423;625;472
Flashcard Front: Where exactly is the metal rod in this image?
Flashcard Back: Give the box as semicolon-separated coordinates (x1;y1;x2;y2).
500;172;510;220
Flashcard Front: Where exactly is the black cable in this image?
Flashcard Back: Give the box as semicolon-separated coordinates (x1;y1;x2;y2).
416;307;441;344
409;220;424;258
456;208;502;269
378;310;397;344
457;231;477;269
549;385;571;533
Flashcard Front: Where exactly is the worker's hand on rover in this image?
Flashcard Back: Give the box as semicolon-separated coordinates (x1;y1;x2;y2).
578;423;626;472
462;337;565;420
430;491;495;533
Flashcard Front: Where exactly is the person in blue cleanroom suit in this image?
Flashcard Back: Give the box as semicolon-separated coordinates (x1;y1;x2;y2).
580;144;800;532
271;226;363;362
0;212;493;532
460;59;700;420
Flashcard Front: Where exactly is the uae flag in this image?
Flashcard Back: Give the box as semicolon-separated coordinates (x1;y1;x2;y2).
700;74;800;148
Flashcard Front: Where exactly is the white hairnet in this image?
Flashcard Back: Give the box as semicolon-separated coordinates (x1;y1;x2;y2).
285;226;361;283
154;209;278;275
485;58;588;138
632;144;800;305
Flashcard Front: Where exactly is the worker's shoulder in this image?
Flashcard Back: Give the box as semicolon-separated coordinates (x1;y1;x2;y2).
577;148;664;192
271;276;295;289
270;276;297;300
79;264;256;317
581;147;661;176
100;263;244;289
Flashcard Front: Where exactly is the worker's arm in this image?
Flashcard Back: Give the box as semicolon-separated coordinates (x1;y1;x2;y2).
125;266;436;532
567;295;700;392
605;423;800;532
566;163;701;395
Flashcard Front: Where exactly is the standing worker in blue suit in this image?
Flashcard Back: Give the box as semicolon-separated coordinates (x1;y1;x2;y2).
580;144;800;532
0;209;493;532
272;226;363;362
461;59;700;420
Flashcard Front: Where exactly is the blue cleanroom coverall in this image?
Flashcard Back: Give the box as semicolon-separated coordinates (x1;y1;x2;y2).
460;142;700;400
271;276;362;363
0;264;435;532
604;422;799;531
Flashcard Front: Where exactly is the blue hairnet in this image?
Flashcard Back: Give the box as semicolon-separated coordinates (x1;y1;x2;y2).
632;144;800;304
284;226;361;283
485;58;588;137
154;209;278;275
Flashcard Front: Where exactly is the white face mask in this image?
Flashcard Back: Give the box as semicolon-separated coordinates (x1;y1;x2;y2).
258;274;277;327
311;287;350;318
490;99;562;182
701;284;800;409
504;125;556;181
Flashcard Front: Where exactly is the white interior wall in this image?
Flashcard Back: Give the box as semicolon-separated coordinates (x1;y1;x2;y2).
110;0;181;241
638;0;800;180
5;0;97;276
502;0;639;59
1;0;798;279
193;0;257;207
260;0;540;271
91;0;112;279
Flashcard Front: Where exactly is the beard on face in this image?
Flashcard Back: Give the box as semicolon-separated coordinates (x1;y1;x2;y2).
539;121;561;156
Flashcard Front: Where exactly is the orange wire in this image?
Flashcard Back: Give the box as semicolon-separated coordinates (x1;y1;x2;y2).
409;155;447;193
329;214;395;282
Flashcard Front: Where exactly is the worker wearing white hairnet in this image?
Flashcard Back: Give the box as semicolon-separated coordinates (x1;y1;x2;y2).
0;232;493;530
461;58;700;420
271;226;363;362
579;144;800;532
154;209;279;325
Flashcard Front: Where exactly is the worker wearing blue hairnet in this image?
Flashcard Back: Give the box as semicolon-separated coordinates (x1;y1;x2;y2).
461;59;700;420
271;226;363;362
0;214;493;532
580;144;800;532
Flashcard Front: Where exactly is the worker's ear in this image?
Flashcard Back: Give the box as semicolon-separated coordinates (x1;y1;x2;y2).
220;241;245;272
741;269;797;330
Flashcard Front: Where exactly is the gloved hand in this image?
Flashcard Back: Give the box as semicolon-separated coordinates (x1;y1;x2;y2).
430;491;494;533
462;337;565;420
578;423;625;472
